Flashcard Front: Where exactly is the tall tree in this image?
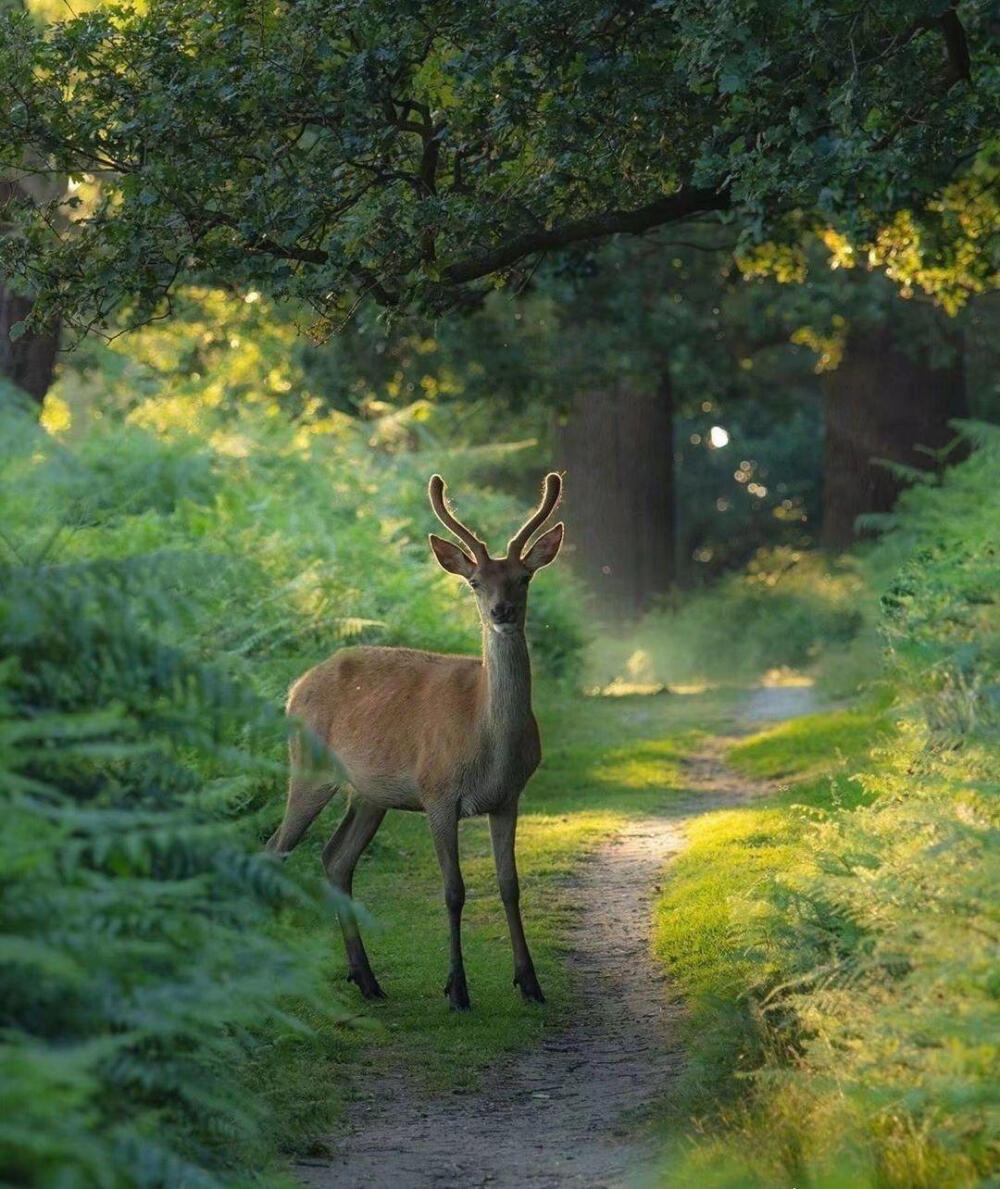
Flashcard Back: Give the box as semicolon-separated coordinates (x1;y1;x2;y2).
821;319;967;548
0;3;62;409
546;239;716;611
0;273;59;407
0;0;991;334
554;381;676;616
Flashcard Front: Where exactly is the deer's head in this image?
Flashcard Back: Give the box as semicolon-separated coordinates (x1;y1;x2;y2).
428;473;564;636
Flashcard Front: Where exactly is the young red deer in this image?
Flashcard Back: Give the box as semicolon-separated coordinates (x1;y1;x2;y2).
267;473;564;1010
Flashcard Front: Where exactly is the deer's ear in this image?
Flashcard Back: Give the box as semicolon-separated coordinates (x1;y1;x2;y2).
429;534;476;578
523;523;564;572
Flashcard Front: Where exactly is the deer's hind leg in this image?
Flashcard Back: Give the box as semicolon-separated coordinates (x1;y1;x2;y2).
267;732;341;855
323;801;387;1000
266;775;339;856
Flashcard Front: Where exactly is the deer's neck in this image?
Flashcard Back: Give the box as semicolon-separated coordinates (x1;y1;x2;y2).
480;625;532;744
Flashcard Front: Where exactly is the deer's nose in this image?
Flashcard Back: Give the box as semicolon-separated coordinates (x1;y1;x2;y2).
491;601;516;623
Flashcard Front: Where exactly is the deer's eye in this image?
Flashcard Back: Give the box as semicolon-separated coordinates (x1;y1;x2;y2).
469;579;480;590
519;575;530;587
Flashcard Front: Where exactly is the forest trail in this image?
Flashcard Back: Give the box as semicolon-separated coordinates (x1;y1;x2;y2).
297;687;814;1189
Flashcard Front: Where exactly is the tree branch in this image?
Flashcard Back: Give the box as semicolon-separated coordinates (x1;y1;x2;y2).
441;186;731;286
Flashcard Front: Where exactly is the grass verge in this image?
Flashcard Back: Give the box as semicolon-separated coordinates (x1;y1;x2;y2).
652;707;997;1188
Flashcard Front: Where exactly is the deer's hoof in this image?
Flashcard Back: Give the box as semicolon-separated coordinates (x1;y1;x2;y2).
348;969;387;1000
514;972;546;1004
444;973;472;1011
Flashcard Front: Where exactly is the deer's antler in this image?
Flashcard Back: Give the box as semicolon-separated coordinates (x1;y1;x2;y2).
507;472;562;559
428;475;490;563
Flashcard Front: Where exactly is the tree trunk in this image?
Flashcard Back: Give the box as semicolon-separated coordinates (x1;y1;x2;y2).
0;277;60;410
821;325;967;549
554;375;675;618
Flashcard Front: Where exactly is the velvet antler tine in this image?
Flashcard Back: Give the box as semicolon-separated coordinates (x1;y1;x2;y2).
428;474;489;562
507;472;562;558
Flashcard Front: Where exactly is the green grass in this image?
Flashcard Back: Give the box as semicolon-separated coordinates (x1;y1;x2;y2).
728;707;892;781
652;704;998;1188
652;707;891;1103
653;706;892;1046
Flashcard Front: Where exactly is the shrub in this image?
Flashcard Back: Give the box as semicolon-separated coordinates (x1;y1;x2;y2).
0;549;339;1188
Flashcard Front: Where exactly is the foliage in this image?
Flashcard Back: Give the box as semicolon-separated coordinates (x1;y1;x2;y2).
31;309;589;682
873;420;1000;739
0;367;587;1186
838;154;999;316
0;0;994;331
736;146;1000;319
735;233;985;376
652;424;999;1186
0;415;341;1188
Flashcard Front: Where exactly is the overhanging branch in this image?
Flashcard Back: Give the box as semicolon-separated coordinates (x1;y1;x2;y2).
248;184;732;308
441;186;731;286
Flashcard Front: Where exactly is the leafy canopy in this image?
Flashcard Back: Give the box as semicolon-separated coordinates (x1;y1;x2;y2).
0;0;993;332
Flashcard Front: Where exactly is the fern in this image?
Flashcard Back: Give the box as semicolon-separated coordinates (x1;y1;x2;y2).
0;438;346;1187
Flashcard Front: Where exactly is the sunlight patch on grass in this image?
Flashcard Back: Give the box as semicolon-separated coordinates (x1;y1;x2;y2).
654;804;800;1007
760;666;814;687
588;740;686;792
588;679;671;696
728;708;890;780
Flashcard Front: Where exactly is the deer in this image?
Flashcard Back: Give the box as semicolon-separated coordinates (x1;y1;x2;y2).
266;472;565;1011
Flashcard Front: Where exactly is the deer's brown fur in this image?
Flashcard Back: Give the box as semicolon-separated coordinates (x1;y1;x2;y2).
284;646;540;810
267;473;564;1010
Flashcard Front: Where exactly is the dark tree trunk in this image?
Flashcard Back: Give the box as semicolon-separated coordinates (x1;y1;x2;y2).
0;277;60;410
554;375;675;617
821;325;967;549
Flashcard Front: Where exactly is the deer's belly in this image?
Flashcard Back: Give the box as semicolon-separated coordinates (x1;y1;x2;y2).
350;771;423;811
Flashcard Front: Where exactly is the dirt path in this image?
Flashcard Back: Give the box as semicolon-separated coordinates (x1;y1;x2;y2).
297;688;813;1189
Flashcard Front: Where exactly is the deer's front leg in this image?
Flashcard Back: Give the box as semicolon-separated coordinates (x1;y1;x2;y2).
427;802;471;1011
489;807;545;1003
